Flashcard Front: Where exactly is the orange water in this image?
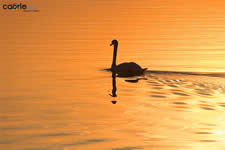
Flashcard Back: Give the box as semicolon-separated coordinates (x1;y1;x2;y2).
1;0;225;150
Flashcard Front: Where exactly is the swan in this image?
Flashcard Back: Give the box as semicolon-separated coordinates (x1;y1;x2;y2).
110;40;147;77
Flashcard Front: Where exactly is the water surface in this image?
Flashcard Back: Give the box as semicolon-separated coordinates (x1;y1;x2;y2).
1;0;225;150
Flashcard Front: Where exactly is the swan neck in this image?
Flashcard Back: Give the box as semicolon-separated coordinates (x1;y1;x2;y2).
112;44;118;68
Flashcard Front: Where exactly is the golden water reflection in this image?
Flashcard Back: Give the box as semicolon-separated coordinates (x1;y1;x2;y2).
1;0;225;149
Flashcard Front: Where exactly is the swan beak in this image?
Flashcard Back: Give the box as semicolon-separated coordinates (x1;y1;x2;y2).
110;43;113;46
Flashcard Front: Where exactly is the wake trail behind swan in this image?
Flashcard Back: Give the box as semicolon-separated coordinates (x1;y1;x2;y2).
103;68;225;78
146;70;225;78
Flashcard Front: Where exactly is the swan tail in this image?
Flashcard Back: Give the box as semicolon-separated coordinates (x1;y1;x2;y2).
142;68;148;73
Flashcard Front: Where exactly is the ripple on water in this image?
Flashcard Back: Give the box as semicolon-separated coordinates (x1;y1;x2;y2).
184;84;197;88
152;87;163;90
217;102;225;108
110;146;143;150
199;123;217;127
173;102;187;105
200;107;215;110
157;79;164;82
150;91;167;98
151;95;167;98
198;140;217;143
0;139;14;144
24;148;47;150
167;84;179;88
172;92;190;96
171;105;190;110
151;91;166;95
194;131;212;134
64;138;107;147
147;81;161;85
198;83;208;88
195;89;213;96
199;104;215;110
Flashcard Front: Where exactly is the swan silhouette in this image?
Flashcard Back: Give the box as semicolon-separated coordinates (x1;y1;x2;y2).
110;40;147;77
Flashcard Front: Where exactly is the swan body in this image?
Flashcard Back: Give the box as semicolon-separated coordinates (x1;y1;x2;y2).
110;40;147;77
115;62;147;77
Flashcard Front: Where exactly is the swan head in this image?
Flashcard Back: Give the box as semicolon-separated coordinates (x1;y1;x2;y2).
110;40;118;46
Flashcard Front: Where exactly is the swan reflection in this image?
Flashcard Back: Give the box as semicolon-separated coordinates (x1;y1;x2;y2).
110;68;117;104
